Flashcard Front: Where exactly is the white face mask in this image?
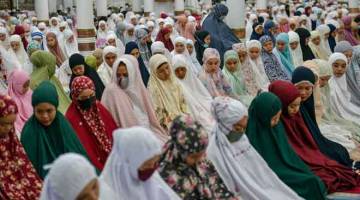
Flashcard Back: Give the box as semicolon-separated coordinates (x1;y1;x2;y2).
118;76;129;89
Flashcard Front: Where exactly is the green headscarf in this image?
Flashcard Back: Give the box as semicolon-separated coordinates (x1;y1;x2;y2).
21;81;89;179
246;92;327;200
222;50;253;106
85;55;97;70
30;50;71;113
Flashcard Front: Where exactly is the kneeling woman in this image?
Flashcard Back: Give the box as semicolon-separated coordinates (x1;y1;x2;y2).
66;76;116;170
21;81;89;178
269;80;360;193
0;95;42;199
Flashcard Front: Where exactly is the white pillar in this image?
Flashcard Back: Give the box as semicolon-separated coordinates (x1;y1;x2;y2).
256;0;267;13
48;0;57;13
174;0;185;15
35;0;49;22
96;0;107;17
144;0;154;16
133;0;142;14
76;0;96;55
226;0;246;39
349;0;359;15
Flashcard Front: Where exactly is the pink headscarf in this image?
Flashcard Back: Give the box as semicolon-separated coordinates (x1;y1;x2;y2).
101;55;168;143
7;69;33;134
342;16;359;46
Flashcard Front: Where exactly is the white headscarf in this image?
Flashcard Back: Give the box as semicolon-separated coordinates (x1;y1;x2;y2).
171;36;201;75
97;46;121;85
106;33;125;55
97;20;109;39
288;31;304;67
62;29;78;57
0;26;9;49
329;53;360;126
245;14;257;41
40;153;97;200
100;127;181;200
207;97;303;199
150;41;172;61
186;39;202;75
316;24;332;56
8;34;30;67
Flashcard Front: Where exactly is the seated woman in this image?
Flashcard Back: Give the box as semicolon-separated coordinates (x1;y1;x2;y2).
8;34;32;74
295;28;315;61
207;96;302;199
198;48;237;99
171;36;201;75
21;81;89;178
40;153;100;200
100;127;181;200
269;80;360;193
46;32;67;67
246;92;327;200
155;28;174;52
106;33;125;54
222;50;254;106
159;114;240;200
171;54;214;134
29;50;71;114
0;95;42;199
66;76;116;170
272;33;295;77
194;30;210;65
97;46;120;85
7;69;33;135
292;66;358;168
125;41;150;86
101;55;168;143
186;39;202;75
288;31;304;67
260;35;289;82
148;54;188;130
308;31;329;60
69;53;105;100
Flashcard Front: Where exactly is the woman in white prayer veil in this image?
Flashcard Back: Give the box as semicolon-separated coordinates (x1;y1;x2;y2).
207;96;303;200
63;29;79;58
316;24;332;56
106;33;125;55
40;153;116;200
8;34;32;74
288;31;304;67
172;54;215;134
100;127;181;200
0;26;10;49
0;45;20;83
171;36;201;75
185;39;202;75
151;41;172;62
245;14;258;42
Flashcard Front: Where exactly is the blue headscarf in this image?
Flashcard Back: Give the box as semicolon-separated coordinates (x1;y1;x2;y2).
273;33;295;77
125;41;150;86
264;20;276;45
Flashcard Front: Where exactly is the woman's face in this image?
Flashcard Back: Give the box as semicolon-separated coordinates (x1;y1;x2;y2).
156;62;171;81
46;36;57;47
72;65;85;76
175;66;187;80
263;41;273;53
255;26;263;34
289;41;298;50
295;82;313;102
10;41;20;52
331;30;337;37
175;42;185;54
76;179;100;200
116;63;128;79
287;97;301;116
0;33;6;41
164;33;171;40
225;58;238;73
248;47;260;60
34;103;57;127
186;44;193;54
127;29;134;36
311;36;321;46
51;19;58;27
67;35;74;43
100;23;106;31
276;40;286;52
324;33;330;39
130;48;140;58
107;39;116;47
185;151;205;166
305;37;310;45
104;52;117;68
343;50;353;62
232;116;248;133
205;58;219;74
237;51;247;63
22;80;30;94
319;75;331;87
270;110;282;127
290;23;296;30
204;35;211;45
0;113;16;138
332;59;347;78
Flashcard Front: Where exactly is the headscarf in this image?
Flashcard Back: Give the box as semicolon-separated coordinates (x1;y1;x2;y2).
272;33;295;77
150;41;172;61
7;69;33;134
0;26;10;49
342;16;359;46
68;53;105;100
148;54;188;130
245;92;327;199
8;34;31;71
46;32;66;67
207;96;302;199
295;28;315;61
97;46;120;85
264;20;276;45
260;35;290;82
20;81;89;178
222;50;247;97
316;24;332;56
308;31;329;60
106;33;125;54
125;41;150;86
97;20;108;39
269;80;360;193
194;30;210;65
250;22;264;40
288;31;303;67
159;114;238;199
155;28;174;52
327;24;337;52
292;66;354;168
135;28;152;64
100;127;181;200
246;14;258;41
40;153;97;200
13;25;28;49
0;94;42;200
63;29;78;57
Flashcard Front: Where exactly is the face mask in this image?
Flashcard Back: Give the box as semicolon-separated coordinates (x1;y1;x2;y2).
138;165;158;182
203;44;209;48
226;130;244;143
78;95;96;110
118;77;129;89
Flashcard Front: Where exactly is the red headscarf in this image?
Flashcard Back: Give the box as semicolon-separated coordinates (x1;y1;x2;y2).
155;28;174;52
0;95;42;199
46;32;66;67
65;76;116;170
269;80;360;193
13;25;28;49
